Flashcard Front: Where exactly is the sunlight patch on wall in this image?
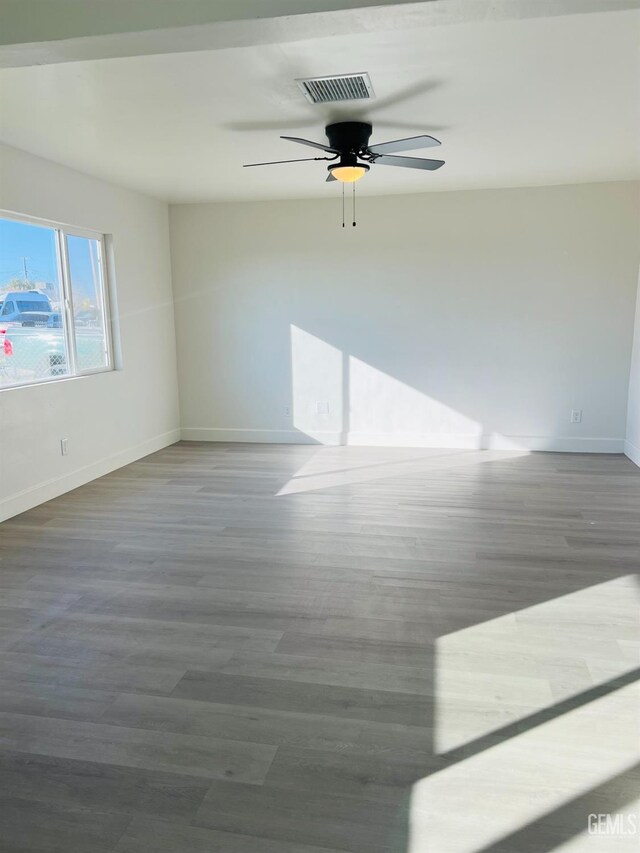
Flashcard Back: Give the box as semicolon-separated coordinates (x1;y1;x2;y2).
283;324;532;493
348;355;482;444
289;325;535;450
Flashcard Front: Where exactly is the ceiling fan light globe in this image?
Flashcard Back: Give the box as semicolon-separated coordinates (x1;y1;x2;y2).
329;164;369;183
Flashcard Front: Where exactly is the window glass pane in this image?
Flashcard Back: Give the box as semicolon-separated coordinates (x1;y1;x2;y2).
0;219;69;387
66;234;109;372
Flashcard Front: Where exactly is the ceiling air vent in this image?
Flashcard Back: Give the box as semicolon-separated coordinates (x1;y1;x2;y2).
296;73;374;105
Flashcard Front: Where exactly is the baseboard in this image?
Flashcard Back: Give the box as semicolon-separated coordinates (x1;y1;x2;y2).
624;439;640;468
181;427;624;454
180;427;327;444
0;428;181;523
346;433;624;452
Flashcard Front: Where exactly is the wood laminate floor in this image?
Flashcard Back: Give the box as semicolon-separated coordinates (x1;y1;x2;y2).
0;443;638;852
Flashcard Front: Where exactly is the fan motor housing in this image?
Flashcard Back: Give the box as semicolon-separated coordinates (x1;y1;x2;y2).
326;121;373;154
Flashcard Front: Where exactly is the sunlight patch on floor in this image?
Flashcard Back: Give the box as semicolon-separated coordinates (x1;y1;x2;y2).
409;680;640;853
434;576;640;754
276;447;530;495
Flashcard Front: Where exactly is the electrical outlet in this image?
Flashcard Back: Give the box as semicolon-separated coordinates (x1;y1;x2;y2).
60;438;69;456
570;409;582;424
316;401;330;415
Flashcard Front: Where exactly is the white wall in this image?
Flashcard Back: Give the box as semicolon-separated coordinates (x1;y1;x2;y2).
0;143;180;521
170;181;640;452
625;267;640;466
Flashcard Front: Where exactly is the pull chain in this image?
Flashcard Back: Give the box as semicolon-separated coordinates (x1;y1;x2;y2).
342;183;345;228
352;182;357;227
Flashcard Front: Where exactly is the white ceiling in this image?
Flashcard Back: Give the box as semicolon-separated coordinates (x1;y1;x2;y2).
0;7;638;202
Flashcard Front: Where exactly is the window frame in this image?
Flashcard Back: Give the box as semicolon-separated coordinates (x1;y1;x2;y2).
0;210;115;391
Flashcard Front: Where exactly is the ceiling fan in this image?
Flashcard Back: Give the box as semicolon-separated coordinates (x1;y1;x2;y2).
243;121;444;183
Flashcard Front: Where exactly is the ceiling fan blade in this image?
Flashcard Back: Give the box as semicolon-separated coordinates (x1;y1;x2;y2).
326;172;337;183
243;157;331;168
281;135;339;154
373;154;445;171
368;135;441;155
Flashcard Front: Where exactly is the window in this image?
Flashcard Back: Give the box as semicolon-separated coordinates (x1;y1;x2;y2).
0;214;114;389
